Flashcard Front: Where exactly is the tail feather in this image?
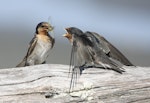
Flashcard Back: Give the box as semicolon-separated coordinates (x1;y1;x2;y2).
107;61;125;74
110;67;125;74
16;60;26;67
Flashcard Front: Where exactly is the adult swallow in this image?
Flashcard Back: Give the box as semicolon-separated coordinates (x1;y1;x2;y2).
16;22;55;67
63;27;129;91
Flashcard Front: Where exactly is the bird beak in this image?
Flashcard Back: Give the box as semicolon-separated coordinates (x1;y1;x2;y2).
63;28;73;42
46;25;53;32
46;23;54;32
49;26;54;31
63;33;72;39
63;33;68;37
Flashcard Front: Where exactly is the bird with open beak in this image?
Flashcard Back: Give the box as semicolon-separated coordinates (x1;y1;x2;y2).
16;22;55;67
63;27;133;92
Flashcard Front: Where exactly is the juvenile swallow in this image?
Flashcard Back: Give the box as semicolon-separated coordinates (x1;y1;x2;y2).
63;27;130;91
16;22;55;67
63;27;128;72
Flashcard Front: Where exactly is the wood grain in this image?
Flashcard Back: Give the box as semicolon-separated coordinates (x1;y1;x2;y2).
0;64;149;103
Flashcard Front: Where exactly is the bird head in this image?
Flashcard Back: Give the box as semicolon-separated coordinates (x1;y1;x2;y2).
36;22;54;34
63;27;83;43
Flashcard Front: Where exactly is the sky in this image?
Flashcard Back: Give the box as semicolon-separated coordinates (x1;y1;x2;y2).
0;0;149;68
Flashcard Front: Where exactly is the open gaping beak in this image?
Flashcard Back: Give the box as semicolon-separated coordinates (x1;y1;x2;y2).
63;28;73;42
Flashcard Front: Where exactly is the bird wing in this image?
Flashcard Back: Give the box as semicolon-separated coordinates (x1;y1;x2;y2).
16;35;38;67
25;35;38;58
91;32;134;66
69;35;95;92
80;33;125;74
78;35;95;64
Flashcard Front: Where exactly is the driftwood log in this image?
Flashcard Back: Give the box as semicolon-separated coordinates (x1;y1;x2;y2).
0;64;149;103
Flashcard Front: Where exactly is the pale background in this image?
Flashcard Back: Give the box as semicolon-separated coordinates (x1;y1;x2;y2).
0;0;149;68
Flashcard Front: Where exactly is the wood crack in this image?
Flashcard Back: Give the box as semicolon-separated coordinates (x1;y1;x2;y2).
0;75;54;86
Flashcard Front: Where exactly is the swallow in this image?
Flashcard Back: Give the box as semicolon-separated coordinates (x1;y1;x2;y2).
63;27;129;91
16;22;55;67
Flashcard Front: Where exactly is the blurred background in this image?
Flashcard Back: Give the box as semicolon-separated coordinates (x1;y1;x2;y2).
0;0;149;68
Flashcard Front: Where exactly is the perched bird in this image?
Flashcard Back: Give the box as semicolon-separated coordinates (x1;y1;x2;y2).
63;27;133;91
16;22;55;67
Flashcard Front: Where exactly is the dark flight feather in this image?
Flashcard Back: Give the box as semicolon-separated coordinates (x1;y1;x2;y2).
88;32;134;66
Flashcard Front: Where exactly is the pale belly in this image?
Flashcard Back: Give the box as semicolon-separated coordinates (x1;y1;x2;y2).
28;39;51;65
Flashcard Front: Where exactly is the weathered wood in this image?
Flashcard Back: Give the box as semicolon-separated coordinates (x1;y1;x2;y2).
0;64;149;103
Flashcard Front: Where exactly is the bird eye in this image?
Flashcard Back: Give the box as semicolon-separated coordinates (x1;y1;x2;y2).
41;25;45;28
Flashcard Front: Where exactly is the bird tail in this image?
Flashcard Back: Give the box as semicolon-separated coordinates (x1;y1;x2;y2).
105;61;125;74
96;59;125;74
110;66;125;74
107;45;134;66
16;59;26;67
